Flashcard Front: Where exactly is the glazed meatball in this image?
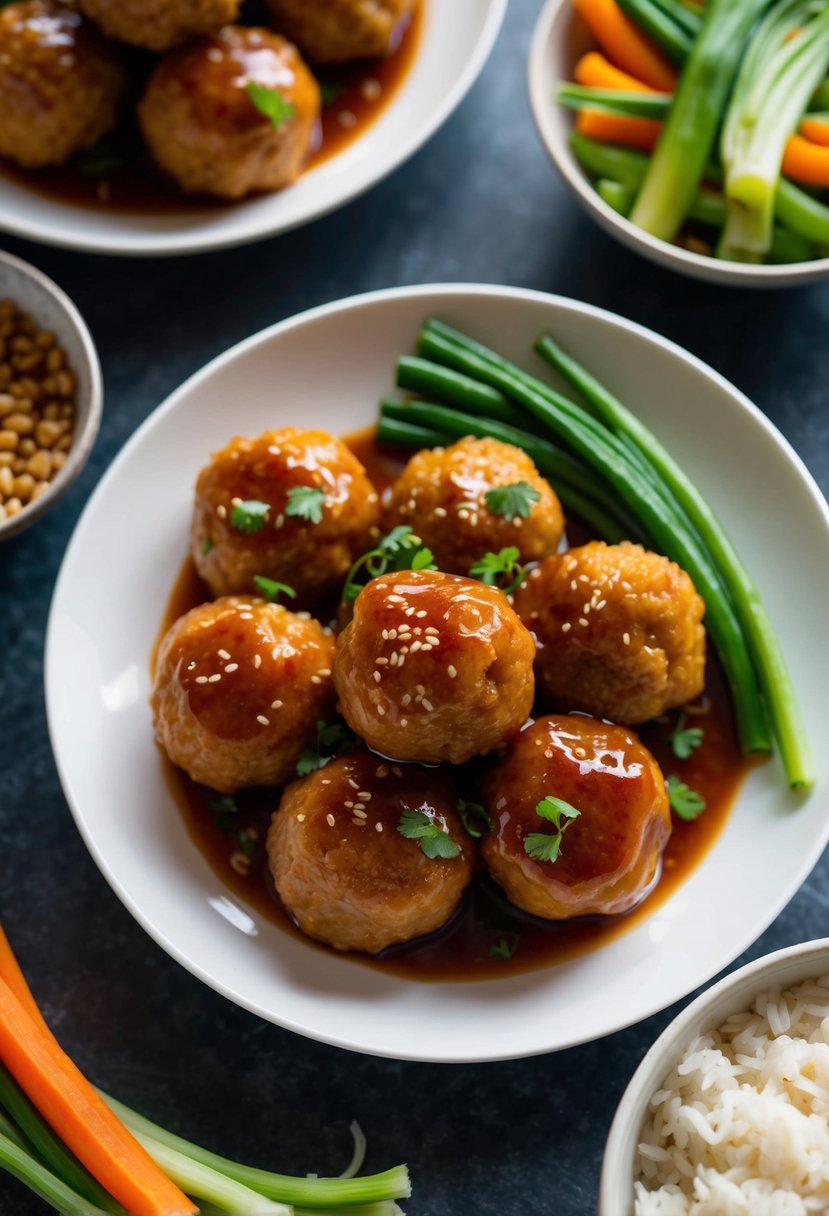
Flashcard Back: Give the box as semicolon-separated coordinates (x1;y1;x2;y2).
76;0;241;52
482;715;671;919
191;428;380;607
0;2;125;169
137;27;320;199
262;0;414;64
333;569;535;765
268;753;475;953
386;437;565;576
514;541;706;725
152;597;335;793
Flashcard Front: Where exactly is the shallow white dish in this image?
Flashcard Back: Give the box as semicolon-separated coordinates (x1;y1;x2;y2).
528;0;829;287
600;937;829;1216
0;0;506;257
45;284;829;1061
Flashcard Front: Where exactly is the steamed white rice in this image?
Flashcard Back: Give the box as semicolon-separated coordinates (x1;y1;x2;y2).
634;975;829;1215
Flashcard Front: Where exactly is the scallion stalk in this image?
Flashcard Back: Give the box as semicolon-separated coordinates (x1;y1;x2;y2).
556;84;671;119
616;0;694;61
0;1131;112;1216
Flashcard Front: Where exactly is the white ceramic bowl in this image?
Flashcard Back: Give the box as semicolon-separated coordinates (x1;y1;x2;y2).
45;284;829;1061
0;250;102;541
600;937;829;1216
0;0;506;257
528;0;829;287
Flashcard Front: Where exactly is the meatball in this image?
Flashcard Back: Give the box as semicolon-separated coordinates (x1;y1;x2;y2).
268;753;474;953
152;596;335;793
482;715;671;919
386;437;565;577
76;0;241;52
333;569;535;765
262;0;414;65
514;541;706;725
137;27;320;199
0;2;125;169
191;428;380;607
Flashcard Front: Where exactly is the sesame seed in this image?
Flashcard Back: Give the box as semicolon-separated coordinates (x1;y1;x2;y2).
390;653;398;667
318;667;331;677
297;813;305;822
375;822;383;832
434;507;447;517
388;629;398;640
345;800;355;808
195;676;208;684
275;514;284;529
401;693;411;706
597;600;606;610
373;671;381;683
513;516;522;528
256;714;270;725
392;766;403;777
224;662;239;673
416;610;428;618
400;718;408;727
348;779;359;789
208;673;222;683
579;618;588;627
561;622;571;633
326;813;335;827
218;649;230;660
358;791;371;801
271;699;283;709
231;496;242;507
398;656;405;668
239;612;253;620
623;632;630;645
354;806;367;818
448;665;457;678
311;675;322;684
352;818;365;827
253;654;261;669
421;698;434;712
377;705;385;715
410;640;422;653
376;764;389;778
376;657;389;666
382;629;389;640
425;627;439;636
387;594;404;603
405;607;416;617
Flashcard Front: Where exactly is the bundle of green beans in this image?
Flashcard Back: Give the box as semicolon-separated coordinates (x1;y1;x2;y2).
378;318;812;790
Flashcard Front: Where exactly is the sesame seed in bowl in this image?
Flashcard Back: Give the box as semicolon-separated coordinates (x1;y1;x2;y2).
0;250;102;541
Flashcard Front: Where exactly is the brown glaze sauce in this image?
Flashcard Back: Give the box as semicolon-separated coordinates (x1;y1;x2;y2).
0;1;422;213
156;427;754;982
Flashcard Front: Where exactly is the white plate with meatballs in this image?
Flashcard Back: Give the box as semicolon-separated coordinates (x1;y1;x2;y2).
0;0;506;257
45;284;829;1061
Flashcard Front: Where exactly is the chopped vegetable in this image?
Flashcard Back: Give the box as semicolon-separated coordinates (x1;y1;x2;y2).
668;711;704;759
230;499;269;532
782;131;829;185
396;809;461;859
574;48;659;91
573;0;678;89
800;112;829;144
523;796;581;863
576;108;662;150
285;485;325;524
245;82;296;129
615;0;694;62
253;575;297;602
483;481;541;520
667;774;707;819
468;547;527;594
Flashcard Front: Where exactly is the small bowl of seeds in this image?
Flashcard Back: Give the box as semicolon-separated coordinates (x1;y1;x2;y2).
0;249;102;540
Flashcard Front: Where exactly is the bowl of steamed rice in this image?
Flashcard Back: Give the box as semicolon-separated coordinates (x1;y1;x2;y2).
600;938;829;1216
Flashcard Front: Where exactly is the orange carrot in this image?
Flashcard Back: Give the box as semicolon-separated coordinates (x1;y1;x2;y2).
573;49;658;92
573;0;677;91
576;109;662;151
800;115;829;147
0;925;46;1031
0;974;196;1216
782;133;829;186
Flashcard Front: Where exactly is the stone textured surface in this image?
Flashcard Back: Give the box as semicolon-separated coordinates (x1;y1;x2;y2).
2;1;829;1212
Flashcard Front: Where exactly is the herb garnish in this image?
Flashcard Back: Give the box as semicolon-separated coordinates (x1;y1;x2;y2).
523;796;581;863
343;525;437;604
230;500;269;533
253;575;297;603
246;82;296;129
469;547;527;594
458;798;492;839
667;775;707;821
296;720;358;777
208;795;255;856
319;80;345;105
396;808;461;859
484;481;541;521
73;140;124;178
285;485;325;524
488;935;519;961
201;536;215;556
668;711;704;760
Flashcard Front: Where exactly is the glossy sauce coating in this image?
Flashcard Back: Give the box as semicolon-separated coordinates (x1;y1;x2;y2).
333;568;535;764
482;715;671;919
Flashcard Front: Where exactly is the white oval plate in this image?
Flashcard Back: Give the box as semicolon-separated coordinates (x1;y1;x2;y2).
45;285;829;1061
0;0;506;257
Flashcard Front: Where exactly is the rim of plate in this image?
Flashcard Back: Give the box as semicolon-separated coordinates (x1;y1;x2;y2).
0;0;507;257
44;284;829;1060
527;0;829;287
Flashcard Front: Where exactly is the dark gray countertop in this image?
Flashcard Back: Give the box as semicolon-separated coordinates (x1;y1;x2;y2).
2;1;829;1212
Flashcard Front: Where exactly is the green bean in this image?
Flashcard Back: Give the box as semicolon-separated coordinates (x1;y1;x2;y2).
396;356;529;429
616;0;694;62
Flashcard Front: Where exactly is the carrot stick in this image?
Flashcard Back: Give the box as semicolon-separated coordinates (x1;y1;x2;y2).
576;109;662;151
0;976;196;1216
573;0;678;90
800;115;829;147
0;925;48;1031
782;133;829;186
573;49;659;92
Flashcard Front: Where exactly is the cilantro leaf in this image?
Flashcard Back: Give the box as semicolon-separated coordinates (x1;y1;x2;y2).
343;526;438;604
488;936;519;961
397;808;461;860
230;500;269;533
667;775;707;821
202;536;215;556
296;720;357;777
484;481;541;520
458;798;492;839
208;795;238;816
468;547;526;594
253;575;297;603
246;82;296;129
522;795;580;864
285;485;325;525
411;547;436;570
669;712;704;761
